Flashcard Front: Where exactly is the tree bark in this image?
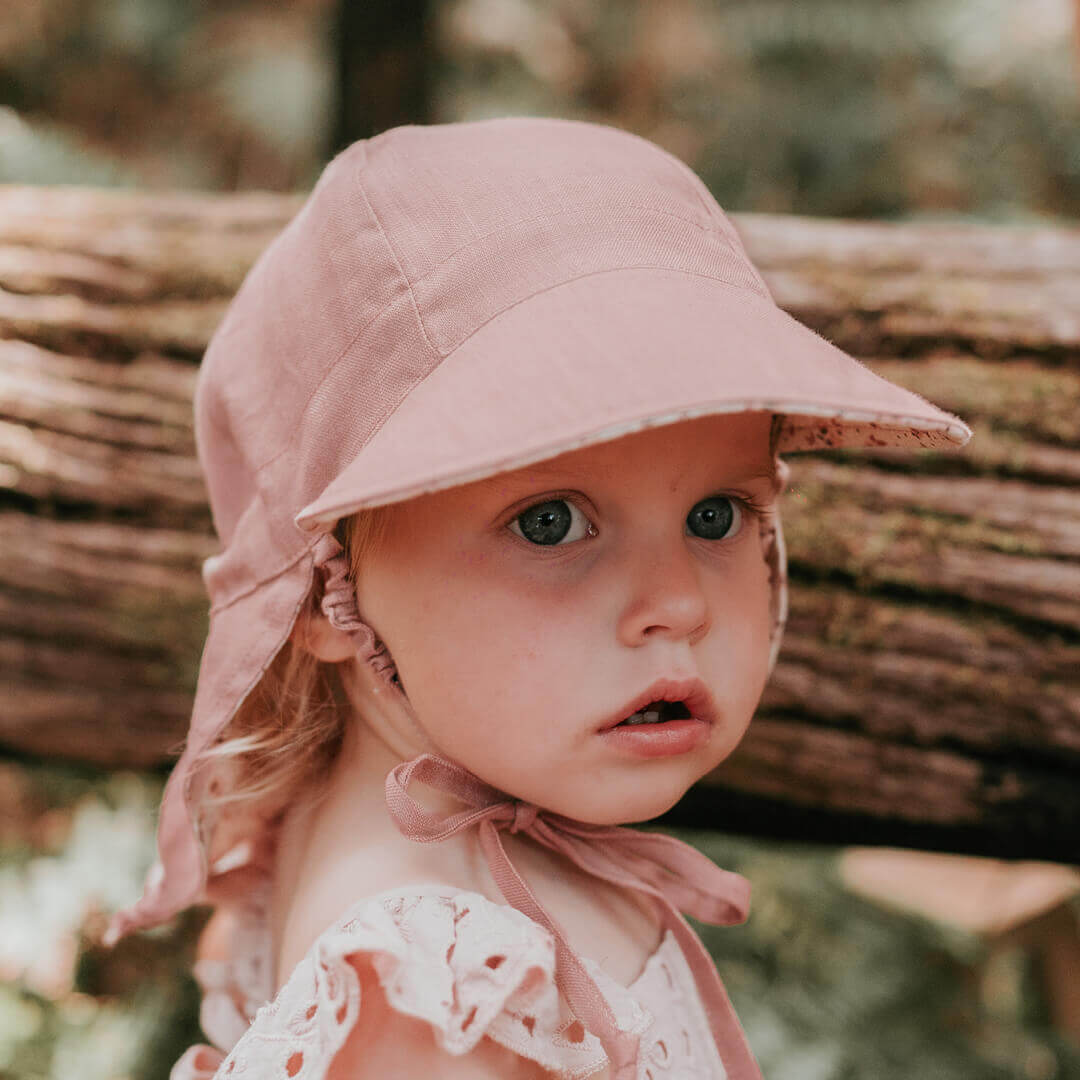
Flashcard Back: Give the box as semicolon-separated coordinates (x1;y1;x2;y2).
1;186;1077;860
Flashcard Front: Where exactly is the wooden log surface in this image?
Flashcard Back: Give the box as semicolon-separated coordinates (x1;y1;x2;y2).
0;186;1077;860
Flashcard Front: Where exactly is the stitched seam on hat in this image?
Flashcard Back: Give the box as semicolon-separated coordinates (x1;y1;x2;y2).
207;542;313;614
203;486;303;602
297;266;783;509
256;199;752;477
404;202;723;291
359;155;439;355
349;266;781;479
441;264;775;353
267;267;772;503
657;150;772;297
255;158;440;477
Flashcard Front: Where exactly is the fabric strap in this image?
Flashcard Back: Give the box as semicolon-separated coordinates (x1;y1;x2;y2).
385;753;763;1080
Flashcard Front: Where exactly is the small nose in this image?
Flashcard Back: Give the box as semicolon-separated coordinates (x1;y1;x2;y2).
616;536;710;648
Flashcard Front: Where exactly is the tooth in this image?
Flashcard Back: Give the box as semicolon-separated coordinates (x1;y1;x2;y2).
620;709;665;726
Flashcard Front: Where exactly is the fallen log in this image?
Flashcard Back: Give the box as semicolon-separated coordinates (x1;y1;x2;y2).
1;187;1077;860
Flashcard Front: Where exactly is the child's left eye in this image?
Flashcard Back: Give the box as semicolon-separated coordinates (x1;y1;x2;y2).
508;493;769;548
509;499;593;546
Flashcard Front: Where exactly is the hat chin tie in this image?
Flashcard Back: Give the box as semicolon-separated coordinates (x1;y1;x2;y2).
311;532;402;692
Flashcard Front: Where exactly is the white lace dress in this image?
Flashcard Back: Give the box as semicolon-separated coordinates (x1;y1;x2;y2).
170;881;731;1079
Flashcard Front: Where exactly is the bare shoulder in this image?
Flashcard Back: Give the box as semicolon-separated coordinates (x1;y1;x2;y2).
271;837;479;993
326;952;572;1080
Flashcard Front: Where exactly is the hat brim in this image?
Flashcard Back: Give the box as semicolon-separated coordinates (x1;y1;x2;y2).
296;268;971;529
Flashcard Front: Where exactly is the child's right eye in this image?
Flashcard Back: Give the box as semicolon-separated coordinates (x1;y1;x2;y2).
508;499;594;546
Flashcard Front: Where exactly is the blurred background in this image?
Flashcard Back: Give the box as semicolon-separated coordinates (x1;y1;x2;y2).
1;0;1079;1077
3;0;1080;216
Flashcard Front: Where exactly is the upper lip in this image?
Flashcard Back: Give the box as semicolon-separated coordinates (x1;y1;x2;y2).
597;677;718;731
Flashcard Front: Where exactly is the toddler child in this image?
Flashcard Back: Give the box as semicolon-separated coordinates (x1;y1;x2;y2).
103;116;972;1079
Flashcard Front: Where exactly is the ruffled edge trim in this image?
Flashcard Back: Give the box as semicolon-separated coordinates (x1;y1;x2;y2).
181;885;657;1080
310;532;398;685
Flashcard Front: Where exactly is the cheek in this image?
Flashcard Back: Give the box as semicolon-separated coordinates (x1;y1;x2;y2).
730;546;773;640
378;559;586;736
700;546;773;688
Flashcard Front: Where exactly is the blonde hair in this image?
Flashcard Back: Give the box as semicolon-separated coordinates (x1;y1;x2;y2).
188;506;394;830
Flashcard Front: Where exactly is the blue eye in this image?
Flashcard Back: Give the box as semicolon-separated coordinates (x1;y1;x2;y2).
508;493;760;548
686;496;743;540
509;499;593;546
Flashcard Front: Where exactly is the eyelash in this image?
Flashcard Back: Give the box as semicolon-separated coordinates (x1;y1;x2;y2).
506;490;773;547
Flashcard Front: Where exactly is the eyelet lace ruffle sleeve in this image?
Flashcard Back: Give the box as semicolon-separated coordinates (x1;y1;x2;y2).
171;887;656;1080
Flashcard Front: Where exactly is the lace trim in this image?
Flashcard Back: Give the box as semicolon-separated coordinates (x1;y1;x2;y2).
172;888;735;1080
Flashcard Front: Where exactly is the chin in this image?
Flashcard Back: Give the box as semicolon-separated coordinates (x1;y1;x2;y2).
562;777;693;827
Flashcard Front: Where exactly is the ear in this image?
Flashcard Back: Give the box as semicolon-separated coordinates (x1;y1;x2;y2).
289;606;358;663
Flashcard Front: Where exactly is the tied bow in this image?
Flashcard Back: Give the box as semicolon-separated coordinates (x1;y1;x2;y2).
385;754;763;1080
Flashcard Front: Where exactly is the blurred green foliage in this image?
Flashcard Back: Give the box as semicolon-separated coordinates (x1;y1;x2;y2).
667;828;1080;1080
1;0;1078;219
0;762;206;1079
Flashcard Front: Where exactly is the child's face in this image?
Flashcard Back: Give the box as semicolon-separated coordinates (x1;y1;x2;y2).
354;412;777;824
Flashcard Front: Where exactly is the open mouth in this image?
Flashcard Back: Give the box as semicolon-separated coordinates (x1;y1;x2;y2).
616;700;693;726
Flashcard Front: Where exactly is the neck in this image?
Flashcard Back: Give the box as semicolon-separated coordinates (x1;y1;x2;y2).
332;700;482;824
273;711;496;922
268;715;494;993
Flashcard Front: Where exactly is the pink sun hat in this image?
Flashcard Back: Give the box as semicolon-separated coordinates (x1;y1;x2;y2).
104;115;972;945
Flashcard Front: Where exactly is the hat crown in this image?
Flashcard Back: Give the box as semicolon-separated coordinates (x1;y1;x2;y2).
194;117;769;587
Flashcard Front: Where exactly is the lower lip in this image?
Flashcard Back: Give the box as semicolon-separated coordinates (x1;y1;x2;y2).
598;718;710;757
